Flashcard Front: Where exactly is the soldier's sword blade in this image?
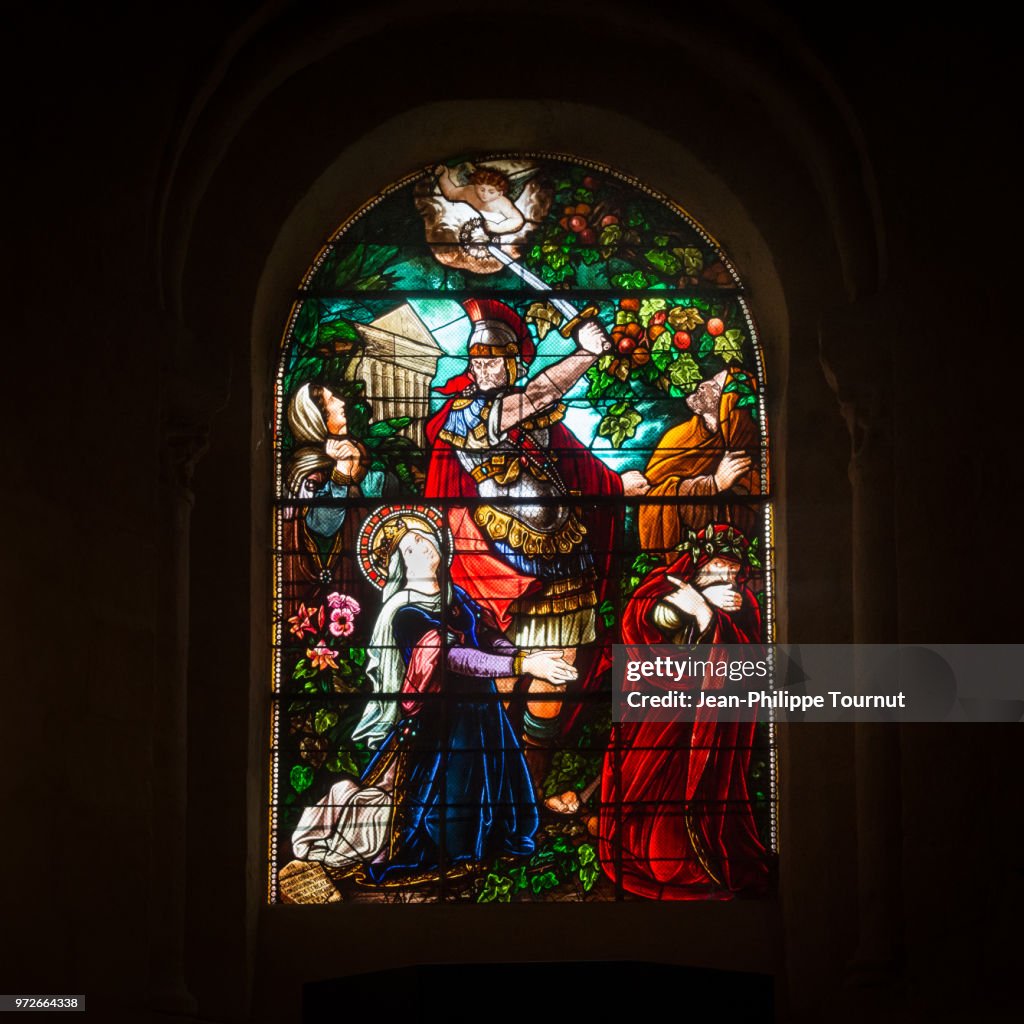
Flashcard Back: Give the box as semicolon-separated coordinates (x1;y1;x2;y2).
487;244;579;322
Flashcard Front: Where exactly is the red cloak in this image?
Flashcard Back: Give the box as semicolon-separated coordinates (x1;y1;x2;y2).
424;396;623;735
598;546;770;899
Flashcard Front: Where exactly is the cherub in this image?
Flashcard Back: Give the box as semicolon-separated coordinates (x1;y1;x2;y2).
433;164;526;236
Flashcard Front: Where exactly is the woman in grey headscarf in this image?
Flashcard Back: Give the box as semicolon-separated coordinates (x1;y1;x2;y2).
281;383;384;619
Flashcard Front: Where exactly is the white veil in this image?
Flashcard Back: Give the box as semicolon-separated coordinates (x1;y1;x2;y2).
351;531;445;748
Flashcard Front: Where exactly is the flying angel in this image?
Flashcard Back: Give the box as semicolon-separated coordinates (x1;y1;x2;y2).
415;159;551;274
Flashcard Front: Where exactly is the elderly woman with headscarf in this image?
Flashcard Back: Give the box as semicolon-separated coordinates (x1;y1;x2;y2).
292;505;574;885
281;382;387;628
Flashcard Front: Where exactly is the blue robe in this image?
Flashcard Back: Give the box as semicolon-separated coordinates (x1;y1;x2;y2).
361;586;538;882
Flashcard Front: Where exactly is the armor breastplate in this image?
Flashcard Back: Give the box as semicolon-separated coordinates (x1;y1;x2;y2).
456;427;569;534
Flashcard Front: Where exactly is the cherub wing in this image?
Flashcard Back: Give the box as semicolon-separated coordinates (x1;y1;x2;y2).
507;166;539;205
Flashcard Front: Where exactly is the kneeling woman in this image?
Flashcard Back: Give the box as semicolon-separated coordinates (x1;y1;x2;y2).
293;505;574;885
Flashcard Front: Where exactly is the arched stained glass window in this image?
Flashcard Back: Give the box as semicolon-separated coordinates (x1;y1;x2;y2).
270;154;775;903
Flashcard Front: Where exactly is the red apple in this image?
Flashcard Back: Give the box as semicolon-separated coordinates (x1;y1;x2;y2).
673;331;691;350
707;317;725;336
568;215;587;232
617;337;636;355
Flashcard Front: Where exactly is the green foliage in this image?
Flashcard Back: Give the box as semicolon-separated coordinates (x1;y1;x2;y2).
645;247;683;275
611;269;651;290
477;872;513;903
621;551;662;599
597;401;642;448
584;363;631;402
597;598;616;629
715;329;744;362
722;369;760;422
638;297;669;325
318;243;399;291
367;417;410;438
667;354;702;391
292;658;316;681
681;246;704;276
313;709;338;734
577;844;600;891
543;749;602;799
474;833;604;902
747;535;762;569
289;764;314;794
325;749;360;776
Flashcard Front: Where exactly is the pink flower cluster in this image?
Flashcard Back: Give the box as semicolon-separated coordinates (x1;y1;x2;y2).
326;592;360;638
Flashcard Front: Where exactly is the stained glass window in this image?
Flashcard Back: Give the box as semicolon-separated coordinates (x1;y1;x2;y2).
270;154;775;903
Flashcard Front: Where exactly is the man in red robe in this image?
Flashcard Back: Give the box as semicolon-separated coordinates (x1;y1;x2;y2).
599;523;770;898
424;299;649;807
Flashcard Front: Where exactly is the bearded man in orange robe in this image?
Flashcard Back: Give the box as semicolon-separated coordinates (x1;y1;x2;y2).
638;367;761;557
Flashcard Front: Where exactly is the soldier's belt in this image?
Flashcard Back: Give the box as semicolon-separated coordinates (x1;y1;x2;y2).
473;505;587;559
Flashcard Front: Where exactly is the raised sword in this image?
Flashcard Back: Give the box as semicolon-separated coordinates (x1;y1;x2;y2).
486;244;602;339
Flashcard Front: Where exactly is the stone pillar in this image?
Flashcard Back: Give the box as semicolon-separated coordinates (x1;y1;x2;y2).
820;297;903;988
146;419;206;1016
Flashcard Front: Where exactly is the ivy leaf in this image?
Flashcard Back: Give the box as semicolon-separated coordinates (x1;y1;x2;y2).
634;360;660;385
715;329;744;362
651;349;673;372
737;394;759;419
292;658;317;681
748;537;762;569
645;248;682;275
667;354;702;391
325;749;360;776
585;365;615;400
667;306;704;332
477;872;513;903
349;647;368;668
611;270;650;290
530;870;560;894
579;863;600;892
638;297;669;325
598;598;616;629
289;764;314;794
313;709;339;734
698;333;715;358
509;865;528;891
578;843;597;866
680;247;704;276
597;404;643;449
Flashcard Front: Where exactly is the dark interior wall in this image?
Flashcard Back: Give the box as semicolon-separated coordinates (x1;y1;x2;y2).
3;3;1020;1022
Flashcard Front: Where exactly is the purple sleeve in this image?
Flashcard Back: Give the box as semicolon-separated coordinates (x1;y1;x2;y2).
446;646;516;678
